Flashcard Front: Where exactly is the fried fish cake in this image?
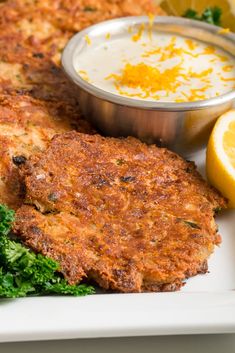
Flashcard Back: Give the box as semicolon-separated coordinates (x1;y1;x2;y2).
0;0;164;32
0;0;164;62
0;95;92;209
0;0;164;101
0;31;81;106
34;0;165;33
0;14;72;64
14;132;226;292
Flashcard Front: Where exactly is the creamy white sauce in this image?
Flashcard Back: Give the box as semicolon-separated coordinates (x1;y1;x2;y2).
75;29;235;102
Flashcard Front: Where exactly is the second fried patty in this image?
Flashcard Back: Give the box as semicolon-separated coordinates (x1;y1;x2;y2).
0;95;93;209
14;132;226;292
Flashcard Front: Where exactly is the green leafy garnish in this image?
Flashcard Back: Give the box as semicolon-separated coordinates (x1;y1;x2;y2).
183;6;222;26
0;204;95;298
0;204;14;236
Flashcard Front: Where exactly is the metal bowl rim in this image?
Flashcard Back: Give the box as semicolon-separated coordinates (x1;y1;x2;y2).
62;15;235;112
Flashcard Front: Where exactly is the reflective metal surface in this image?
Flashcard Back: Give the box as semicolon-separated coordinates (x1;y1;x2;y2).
62;16;235;156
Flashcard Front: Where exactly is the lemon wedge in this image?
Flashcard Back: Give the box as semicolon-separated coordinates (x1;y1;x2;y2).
156;0;235;32
206;110;235;207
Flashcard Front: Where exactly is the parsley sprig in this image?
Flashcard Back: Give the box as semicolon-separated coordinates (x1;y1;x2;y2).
0;204;95;298
183;7;222;26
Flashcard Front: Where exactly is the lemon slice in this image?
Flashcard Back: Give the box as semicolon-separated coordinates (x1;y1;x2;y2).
206;110;235;207
156;0;235;32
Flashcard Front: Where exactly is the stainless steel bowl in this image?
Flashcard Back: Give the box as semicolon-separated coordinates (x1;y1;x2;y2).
62;16;235;156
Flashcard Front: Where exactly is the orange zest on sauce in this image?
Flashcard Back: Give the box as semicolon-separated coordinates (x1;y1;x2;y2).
107;62;185;98
188;68;213;78
106;59;217;102
220;76;235;82
132;24;145;42
202;46;216;55
185;39;198;50
223;65;234;72
78;24;235;104
84;35;91;45
142;36;184;60
147;13;155;40
218;28;230;34
78;70;90;82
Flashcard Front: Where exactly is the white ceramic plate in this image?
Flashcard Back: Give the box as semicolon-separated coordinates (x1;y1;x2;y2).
0;150;235;343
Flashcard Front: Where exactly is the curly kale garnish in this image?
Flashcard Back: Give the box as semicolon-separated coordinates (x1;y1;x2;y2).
0;204;14;236
0;204;95;298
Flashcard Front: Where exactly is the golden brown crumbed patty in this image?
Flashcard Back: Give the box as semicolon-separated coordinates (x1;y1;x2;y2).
0;0;165;32
14;132;226;293
0;31;81;106
0;14;72;65
0;95;92;209
0;0;163;211
0;0;164;63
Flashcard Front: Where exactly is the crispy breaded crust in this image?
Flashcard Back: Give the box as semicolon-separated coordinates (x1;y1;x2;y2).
14;132;226;292
0;0;163;212
0;0;165;63
0;31;82;106
0;95;93;209
0;1;165;31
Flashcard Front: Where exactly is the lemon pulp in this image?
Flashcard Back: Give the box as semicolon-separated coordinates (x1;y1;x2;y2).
206;110;235;208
